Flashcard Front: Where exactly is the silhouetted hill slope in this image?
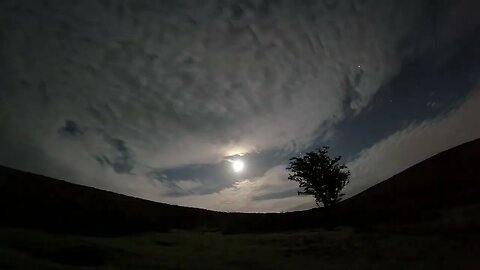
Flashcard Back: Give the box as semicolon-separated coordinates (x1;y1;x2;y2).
1;138;479;235
0;166;227;235
330;138;480;226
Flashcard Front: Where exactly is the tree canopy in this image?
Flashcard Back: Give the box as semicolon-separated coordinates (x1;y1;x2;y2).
287;147;350;208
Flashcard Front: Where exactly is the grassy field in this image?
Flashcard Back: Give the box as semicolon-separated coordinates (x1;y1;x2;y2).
1;224;479;270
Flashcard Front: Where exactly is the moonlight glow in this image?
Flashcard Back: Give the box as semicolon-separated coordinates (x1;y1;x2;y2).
231;160;245;173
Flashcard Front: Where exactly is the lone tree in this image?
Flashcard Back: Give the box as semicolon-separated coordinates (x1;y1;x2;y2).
287;147;350;208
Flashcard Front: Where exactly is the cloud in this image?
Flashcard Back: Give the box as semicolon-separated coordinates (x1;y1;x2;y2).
165;165;313;212
345;85;480;197
0;1;440;173
58;120;84;137
98;137;136;174
0;0;478;212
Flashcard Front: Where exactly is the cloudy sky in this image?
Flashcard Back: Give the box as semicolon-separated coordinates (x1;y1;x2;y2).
1;0;479;212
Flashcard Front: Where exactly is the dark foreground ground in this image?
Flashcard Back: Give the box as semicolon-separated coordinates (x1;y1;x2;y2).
1;227;479;269
1;202;480;270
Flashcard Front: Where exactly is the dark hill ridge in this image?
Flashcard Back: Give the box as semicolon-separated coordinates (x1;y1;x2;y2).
330;138;480;227
0;165;227;235
1;138;480;234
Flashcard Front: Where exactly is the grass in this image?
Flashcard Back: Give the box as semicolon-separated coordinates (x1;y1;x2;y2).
1;225;479;270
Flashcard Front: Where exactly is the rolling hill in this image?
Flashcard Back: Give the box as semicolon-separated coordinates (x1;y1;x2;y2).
1;139;479;235
330;137;480;227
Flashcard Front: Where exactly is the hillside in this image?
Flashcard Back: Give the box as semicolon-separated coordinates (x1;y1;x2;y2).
1;139;480;234
0;165;227;235
331;138;480;227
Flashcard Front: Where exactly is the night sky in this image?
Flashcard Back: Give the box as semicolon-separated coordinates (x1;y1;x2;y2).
1;0;479;212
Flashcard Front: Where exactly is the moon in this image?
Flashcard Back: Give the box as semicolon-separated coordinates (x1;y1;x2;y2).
231;159;245;173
